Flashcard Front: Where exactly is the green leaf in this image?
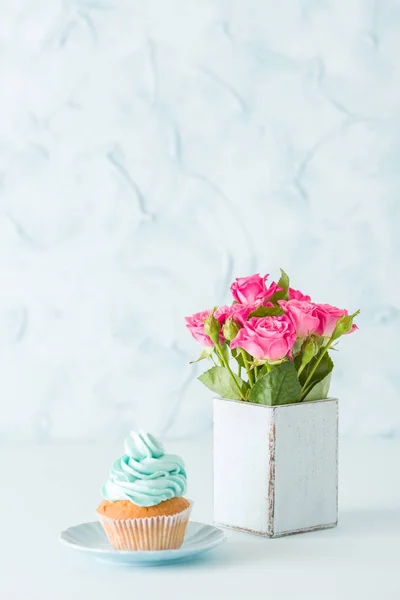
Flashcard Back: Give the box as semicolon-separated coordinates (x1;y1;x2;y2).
248;305;284;318
248;361;302;406
277;267;290;292
304;372;332;401
198;367;248;400
295;350;333;387
189;346;214;364
231;347;245;367
269;268;290;303
257;363;270;378
297;351;334;401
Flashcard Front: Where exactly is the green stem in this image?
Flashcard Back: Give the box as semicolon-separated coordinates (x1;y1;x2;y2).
215;345;245;400
265;362;272;373
237;362;242;377
297;363;306;377
240;349;254;386
214;349;224;367
300;342;333;400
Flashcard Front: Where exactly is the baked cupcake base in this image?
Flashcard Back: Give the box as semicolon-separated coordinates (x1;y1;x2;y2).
97;497;192;551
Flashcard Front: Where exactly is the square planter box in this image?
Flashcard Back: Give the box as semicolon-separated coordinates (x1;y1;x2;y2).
214;397;338;538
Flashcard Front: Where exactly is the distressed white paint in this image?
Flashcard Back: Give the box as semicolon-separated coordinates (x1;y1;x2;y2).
213;397;338;537
273;399;338;535
214;397;274;533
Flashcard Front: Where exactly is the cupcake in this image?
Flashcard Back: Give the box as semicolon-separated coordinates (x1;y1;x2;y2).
97;431;192;551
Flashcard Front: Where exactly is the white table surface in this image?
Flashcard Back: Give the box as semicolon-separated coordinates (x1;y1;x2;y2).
1;436;400;600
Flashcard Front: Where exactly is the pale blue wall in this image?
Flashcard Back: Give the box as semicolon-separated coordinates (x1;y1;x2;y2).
0;0;399;440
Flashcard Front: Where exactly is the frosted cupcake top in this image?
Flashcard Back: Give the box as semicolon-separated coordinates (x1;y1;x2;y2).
101;431;187;507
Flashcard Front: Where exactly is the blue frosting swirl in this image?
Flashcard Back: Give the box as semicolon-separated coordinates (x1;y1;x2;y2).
101;431;187;507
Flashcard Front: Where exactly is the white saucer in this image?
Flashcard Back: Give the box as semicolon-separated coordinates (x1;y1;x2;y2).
59;521;226;566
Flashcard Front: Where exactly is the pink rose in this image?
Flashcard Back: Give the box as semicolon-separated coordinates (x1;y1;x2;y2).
229;303;259;326
264;281;283;302
185;309;214;346
230;273;268;304
230;273;283;305
230;315;296;362
313;303;348;337
280;300;320;338
288;287;311;302
214;303;258;332
214;305;231;326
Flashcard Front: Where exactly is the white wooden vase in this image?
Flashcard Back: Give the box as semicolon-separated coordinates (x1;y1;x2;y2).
213;397;338;538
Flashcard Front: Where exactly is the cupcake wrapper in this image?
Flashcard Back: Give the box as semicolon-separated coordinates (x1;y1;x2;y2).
98;501;193;551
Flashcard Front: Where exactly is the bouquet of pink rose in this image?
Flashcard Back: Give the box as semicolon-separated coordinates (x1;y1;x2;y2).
185;270;359;405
